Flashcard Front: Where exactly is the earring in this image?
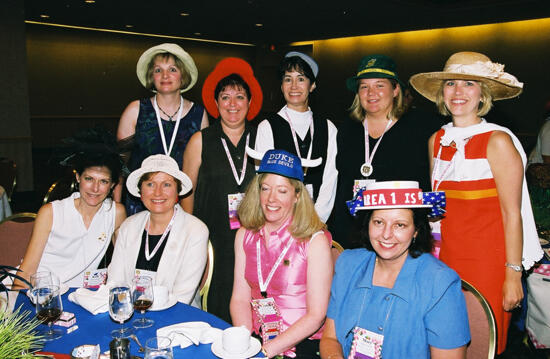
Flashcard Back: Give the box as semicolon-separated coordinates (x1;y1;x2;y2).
412;236;416;244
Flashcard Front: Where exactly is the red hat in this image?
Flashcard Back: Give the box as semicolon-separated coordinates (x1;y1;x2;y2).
201;58;263;121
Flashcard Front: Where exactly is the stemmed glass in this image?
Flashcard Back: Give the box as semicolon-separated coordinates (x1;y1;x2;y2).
132;276;154;328
144;336;173;359
109;284;134;338
35;285;63;341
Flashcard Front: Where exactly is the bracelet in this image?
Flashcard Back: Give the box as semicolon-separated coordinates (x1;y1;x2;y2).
505;262;523;272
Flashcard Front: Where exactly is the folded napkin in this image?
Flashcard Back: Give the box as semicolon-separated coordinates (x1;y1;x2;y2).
68;284;109;314
157;321;222;348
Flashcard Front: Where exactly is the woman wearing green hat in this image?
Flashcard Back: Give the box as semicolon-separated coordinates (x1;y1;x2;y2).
116;43;209;216
329;54;442;249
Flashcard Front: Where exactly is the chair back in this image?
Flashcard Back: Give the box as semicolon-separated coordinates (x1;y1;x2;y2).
331;239;344;264
0;158;17;201
43;178;77;204
199;240;214;311
0;212;37;267
462;279;497;359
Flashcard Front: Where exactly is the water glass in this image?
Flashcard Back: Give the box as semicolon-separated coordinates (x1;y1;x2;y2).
109;285;134;338
144;336;173;359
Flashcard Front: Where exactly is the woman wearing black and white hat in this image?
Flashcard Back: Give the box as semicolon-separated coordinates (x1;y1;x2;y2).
108;154;208;307
117;43;209;216
255;52;337;223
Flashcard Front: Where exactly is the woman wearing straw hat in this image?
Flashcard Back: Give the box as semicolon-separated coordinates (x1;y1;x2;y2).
231;148;332;358
410;51;543;354
117;43;209;216
320;181;470;359
108;154;208;307
330;55;442;249
182;57;262;322
255;51;337;223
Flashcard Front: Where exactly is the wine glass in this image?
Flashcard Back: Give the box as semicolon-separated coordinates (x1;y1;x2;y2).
109;285;134;338
30;271;55;289
35;285;63;341
144;336;173;359
132;276;154;328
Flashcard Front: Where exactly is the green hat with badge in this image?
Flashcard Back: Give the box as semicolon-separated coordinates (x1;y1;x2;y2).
346;54;404;92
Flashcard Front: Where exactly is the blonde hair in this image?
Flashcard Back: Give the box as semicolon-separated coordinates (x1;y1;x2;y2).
349;79;404;122
435;80;493;117
146;53;190;92
238;173;326;241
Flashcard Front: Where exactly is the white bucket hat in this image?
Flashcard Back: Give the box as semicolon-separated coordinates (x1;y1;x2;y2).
136;43;198;93
126;154;192;197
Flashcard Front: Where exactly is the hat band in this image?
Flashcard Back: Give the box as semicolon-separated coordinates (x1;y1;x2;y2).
357;68;396;77
445;62;523;88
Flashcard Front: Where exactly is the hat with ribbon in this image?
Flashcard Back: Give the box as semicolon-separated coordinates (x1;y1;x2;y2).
245;147;321;182
346;54;404;92
409;51;523;102
346;181;446;218
202;57;263;121
136;43;198;93
126;154;192;197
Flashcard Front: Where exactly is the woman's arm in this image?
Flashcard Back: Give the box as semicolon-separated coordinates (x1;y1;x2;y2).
487;131;524;311
180;131;202;214
428;132;436;178
262;233;333;358
320;318;345;359
114;100;140;202
200;110;209;129
430;346;466;359
315;121;338;222
12;204;54;289
230;227;253;329
111;203;127;245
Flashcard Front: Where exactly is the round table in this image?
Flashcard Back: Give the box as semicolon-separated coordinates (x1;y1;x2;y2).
15;289;231;358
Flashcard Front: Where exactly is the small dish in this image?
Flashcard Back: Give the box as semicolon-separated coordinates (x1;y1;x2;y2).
211;336;261;359
149;293;177;311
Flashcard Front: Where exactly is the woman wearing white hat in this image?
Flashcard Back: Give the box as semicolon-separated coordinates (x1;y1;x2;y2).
108;154;208;308
117;43;209;216
410;51;543;354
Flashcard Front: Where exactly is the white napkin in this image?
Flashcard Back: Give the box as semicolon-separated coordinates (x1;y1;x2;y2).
68;284;109;314
156;321;222;348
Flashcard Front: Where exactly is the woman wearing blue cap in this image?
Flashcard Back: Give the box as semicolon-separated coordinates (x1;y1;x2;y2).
255;52;338;223
329;54;442;248
230;148;333;358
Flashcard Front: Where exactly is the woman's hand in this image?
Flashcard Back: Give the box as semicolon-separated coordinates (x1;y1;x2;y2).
502;270;523;311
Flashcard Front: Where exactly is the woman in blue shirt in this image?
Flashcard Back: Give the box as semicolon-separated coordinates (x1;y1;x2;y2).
320;181;470;359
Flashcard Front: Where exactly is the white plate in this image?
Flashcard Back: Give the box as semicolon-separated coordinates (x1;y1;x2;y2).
211;337;261;359
149;293;177;311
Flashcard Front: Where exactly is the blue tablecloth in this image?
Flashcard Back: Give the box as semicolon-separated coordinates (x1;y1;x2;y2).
15;289;231;358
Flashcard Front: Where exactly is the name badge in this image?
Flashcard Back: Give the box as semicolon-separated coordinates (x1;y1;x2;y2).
353;179;375;197
228;193;245;230
251;297;282;343
134;269;157;283
349;327;384;359
83;268;107;289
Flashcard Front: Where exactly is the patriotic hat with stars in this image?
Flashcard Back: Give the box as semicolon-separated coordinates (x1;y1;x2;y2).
347;181;446;217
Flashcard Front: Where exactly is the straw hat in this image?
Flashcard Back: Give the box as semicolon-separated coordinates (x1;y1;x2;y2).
136;43;198;93
201;57;263;121
409;51;523;102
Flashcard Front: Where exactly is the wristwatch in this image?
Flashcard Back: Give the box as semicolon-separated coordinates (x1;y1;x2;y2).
505;262;523;272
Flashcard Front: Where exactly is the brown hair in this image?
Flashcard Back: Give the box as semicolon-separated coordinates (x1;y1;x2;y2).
145;53;190;92
137;172;182;195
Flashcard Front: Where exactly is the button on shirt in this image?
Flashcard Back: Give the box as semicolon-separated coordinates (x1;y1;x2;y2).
327;249;470;358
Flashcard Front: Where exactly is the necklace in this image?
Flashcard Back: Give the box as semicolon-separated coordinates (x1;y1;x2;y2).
361;117;393;177
157;98;182;121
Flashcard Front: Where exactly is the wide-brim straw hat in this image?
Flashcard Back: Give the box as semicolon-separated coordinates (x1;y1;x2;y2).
409;51;523;102
136;43;198;93
126;154;192;197
202;57;263;121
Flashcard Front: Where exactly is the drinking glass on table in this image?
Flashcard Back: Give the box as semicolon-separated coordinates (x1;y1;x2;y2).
132;276;154;328
144;336;173;359
35;284;63;341
109;285;134;338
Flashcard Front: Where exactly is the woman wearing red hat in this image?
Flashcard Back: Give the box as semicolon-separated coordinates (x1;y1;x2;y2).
182;57;263;322
116;43;209;216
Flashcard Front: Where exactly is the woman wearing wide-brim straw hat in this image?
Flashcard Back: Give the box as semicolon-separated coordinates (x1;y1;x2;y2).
116;43;209;216
329;54;442;249
410;51;543;354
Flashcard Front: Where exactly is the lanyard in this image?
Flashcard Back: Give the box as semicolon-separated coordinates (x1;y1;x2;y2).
282;107;314;162
153;95;184;156
221;133;250;186
256;229;294;296
363;118;393;176
145;206;178;261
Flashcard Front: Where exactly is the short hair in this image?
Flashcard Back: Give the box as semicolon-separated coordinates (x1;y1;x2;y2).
278;56;316;84
73;152;122;188
435;80;493;117
145;53;191;92
214;73;251;100
360;208;433;258
349;79;404;122
238;173;326;240
137;172;183;195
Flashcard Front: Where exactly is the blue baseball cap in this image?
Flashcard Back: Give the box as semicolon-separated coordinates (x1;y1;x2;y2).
257;149;304;182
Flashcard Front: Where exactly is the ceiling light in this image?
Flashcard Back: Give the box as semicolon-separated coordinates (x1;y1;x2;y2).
125;24;133;28
180;12;190;16
194;32;201;36
85;0;95;3
40;14;50;18
255;23;263;27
